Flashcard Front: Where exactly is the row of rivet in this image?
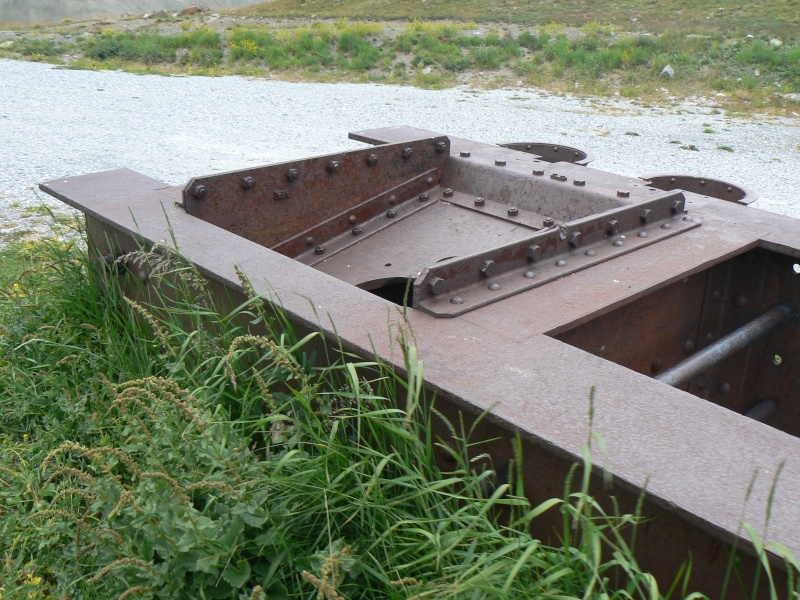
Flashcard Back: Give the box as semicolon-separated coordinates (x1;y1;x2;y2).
430;210;690;297
191;146;429;200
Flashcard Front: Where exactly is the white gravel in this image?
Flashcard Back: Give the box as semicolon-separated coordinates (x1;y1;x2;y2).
1;59;799;245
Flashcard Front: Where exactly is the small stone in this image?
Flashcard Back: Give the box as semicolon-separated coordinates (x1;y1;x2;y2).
180;6;201;16
0;40;14;49
150;10;167;18
770;38;783;47
661;64;675;79
422;66;432;74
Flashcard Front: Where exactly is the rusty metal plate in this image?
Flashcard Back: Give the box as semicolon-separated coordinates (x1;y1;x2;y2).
183;137;450;252
499;142;595;166
414;191;699;317
640;174;754;205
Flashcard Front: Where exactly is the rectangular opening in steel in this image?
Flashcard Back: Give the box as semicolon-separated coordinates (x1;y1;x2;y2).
551;247;800;437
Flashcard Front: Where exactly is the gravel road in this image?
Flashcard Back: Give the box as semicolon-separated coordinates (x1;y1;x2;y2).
1;58;799;246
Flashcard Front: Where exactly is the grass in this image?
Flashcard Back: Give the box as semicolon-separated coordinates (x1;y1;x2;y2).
2;220;799;598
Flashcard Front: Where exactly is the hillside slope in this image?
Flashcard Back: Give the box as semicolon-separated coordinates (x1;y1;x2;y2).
0;0;267;23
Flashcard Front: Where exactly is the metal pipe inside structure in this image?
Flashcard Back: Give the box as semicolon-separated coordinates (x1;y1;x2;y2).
656;304;797;388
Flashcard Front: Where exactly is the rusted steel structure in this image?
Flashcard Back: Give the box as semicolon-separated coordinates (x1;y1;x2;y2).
42;126;800;597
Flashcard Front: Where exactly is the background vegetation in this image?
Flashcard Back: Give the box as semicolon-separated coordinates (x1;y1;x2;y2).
1;0;799;113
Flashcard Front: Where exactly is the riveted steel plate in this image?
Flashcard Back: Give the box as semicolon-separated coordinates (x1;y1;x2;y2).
414;191;699;317
183;137;449;252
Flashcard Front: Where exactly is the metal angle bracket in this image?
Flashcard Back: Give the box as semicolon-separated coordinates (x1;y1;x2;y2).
414;191;700;317
182;136;450;251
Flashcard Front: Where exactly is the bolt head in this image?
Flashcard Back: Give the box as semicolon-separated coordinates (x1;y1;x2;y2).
443;188;454;198
314;245;325;255
419;193;430;202
460;151;471;158
480;259;496;277
327;161;340;173
474;197;485;206
507;206;519;216
640;208;652;223
568;231;583;247
606;219;619;235
434;141;447;153
352;225;363;236
366;154;379;166
617;190;631;198
429;276;445;295
386;208;397;218
286;168;299;182
192;184;207;199
671;199;685;214
495;159;507;166
527;244;543;262
532;169;545;176
402;147;413;159
241;176;255;190
543;217;555;227
573;179;586;186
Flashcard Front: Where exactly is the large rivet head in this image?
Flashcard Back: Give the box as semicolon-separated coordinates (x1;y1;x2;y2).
305;236;314;246
480;259;496;277
366;154;379;166
241;176;255;190
568;231;583;247
429;276;445;295
640;208;652;223
402;147;413;159
527;244;542;262
192;184;207;199
327;161;340;173
286;168;299;182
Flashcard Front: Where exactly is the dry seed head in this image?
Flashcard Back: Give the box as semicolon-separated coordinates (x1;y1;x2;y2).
119;586;153;600
300;570;345;600
88;557;153;584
